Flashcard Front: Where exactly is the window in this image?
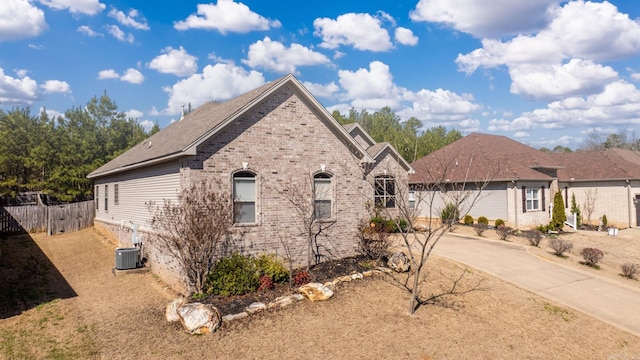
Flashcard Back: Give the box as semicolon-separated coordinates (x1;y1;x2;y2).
408;191;416;209
104;184;109;212
314;173;332;219
526;188;539;211
375;175;396;208
114;184;119;205
233;172;255;223
95;186;99;210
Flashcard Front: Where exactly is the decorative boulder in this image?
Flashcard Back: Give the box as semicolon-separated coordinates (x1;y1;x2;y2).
298;283;334;301
165;297;186;322
177;302;222;335
388;251;410;273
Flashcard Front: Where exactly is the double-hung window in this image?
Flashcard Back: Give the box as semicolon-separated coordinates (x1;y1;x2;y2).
233;172;256;223
314;173;332;220
526;188;540;211
104;184;109;212
374;175;396;208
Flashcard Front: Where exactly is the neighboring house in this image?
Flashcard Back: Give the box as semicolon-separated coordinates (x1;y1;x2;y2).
410;133;640;229
87;74;412;291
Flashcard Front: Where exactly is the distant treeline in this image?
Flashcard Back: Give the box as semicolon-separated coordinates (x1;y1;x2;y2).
0;92;159;202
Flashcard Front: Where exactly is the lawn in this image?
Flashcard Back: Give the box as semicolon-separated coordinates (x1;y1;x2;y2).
0;227;639;359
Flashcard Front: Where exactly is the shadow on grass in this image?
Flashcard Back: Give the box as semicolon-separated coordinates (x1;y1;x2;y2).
0;210;76;319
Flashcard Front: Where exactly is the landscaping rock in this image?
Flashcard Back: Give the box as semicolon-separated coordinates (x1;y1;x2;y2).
298;283;334;301
338;275;352;282
351;273;364;280
388;251;410;273
246;302;267;314
177;302;222;335
165;297;186;322
222;312;248;322
291;293;305;301
363;270;374;277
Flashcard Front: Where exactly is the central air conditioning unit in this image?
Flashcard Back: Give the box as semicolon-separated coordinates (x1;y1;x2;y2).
115;248;138;270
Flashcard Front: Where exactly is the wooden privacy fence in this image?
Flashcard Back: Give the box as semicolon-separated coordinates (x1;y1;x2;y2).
1;201;95;235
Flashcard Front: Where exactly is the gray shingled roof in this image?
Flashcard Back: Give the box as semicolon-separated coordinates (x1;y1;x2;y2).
89;74;376;178
554;148;640;181
410;133;561;183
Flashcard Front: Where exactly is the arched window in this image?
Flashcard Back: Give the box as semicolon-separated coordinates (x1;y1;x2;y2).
374;175;395;208
314;173;332;219
233;171;256;223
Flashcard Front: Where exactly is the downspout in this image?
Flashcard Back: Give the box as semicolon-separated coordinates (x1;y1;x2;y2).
513;180;518;228
627;179;632;228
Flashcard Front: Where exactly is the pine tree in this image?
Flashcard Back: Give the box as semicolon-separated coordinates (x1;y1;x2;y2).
551;191;567;230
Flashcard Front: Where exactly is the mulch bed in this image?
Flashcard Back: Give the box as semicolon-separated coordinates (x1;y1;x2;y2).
208;255;377;315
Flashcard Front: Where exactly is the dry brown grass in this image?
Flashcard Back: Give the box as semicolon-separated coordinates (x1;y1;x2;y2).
1;227;639;359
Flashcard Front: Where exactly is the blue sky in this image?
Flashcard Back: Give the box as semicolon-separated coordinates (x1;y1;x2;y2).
2;0;640;149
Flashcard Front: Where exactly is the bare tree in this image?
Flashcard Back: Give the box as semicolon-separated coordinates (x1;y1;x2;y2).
374;154;492;314
147;181;233;294
279;172;339;270
582;188;598;226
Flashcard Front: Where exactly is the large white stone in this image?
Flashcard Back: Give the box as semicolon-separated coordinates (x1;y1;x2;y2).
177;302;221;335
298;283;334;301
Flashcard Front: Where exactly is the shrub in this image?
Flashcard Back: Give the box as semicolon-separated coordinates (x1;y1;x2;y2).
580;248;603;268
537;224;548;233
255;253;289;284
293;270;312;286
358;219;391;260
257;274;274;291
205;252;259;296
473;223;488;236
463;215;474;225
524;229;543;247
570;194;582;228
621;263;638;279
549;238;573;257
477;216;489;225
397;218;409;233
495;225;514;241
440;203;460;227
550;191;566;230
601;215;608;228
494;219;505;227
369;216;385;229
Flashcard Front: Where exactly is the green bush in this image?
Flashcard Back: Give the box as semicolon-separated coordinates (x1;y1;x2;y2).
550;192;566;230
206;252;259;296
463;215;474;225
441;203;460;226
255;253;289;284
397;218;409;232
370;216;385;229
384;220;398;233
494;218;505;227
477;216;489;225
601;215;608;228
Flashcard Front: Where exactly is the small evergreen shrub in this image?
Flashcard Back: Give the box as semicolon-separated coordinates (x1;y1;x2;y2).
550;192;566;230
463;215;474;225
440;203;460;227
206;252;259;296
601;215;608;228
473;223;488;236
495;225;514;241
255;253;289;284
621;263;638;279
494;219;505;227
537;224;549;233
397;218;409;233
549;238;573;257
293;270;312;286
524;229;543;247
477;216;489;225
580;248;603;268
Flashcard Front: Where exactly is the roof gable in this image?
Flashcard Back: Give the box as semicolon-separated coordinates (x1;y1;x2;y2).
88;74;374;178
343;123;376;148
410;133;560;183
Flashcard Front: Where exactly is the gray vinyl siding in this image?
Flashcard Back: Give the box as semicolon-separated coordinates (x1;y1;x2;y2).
415;182;507;221
94;161;181;229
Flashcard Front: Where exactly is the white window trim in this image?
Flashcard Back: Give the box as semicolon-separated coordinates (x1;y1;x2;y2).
526;188;540;211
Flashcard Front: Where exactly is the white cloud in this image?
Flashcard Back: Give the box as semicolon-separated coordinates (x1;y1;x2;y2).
0;67;38;104
410;0;558;38
148;46;198;77
509;59;618;100
338;61;401;108
40;80;71;93
395;27;418;46
39;107;63;120
0;0;47;41
399;88;481;123
139;119;155;133
14;69;29;77
631;73;640;82
108;8;149;30
77;25;102;37
162;63;265;115
97;69;119;79
314;13;393;52
38;0;105;15
513;131;530;139
242;37;330;74
456;1;640;101
174;0;281;34
121;68;144;84
302;81;339;99
106;25;133;43
125;109;143;119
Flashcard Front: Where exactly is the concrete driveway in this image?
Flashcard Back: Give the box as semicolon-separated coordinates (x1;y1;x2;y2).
433;233;640;337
